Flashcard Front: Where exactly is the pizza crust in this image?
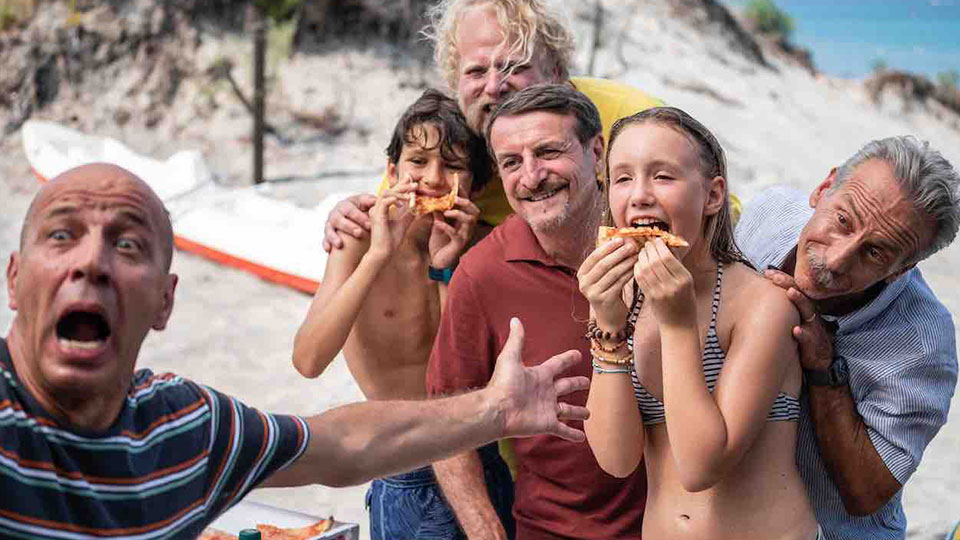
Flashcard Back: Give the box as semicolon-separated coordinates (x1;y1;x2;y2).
257;518;334;540
597;226;689;248
198;518;334;540
197;530;238;540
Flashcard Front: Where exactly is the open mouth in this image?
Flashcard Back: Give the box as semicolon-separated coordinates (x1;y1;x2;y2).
630;218;670;233
525;185;565;202
418;190;450;199
56;310;111;351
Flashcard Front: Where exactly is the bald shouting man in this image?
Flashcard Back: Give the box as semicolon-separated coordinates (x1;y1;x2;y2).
1;163;590;539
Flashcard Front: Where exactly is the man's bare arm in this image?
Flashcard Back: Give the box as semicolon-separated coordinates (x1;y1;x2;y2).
269;389;501;488
805;384;901;515
268;319;589;488
434;452;508;540
766;270;901;515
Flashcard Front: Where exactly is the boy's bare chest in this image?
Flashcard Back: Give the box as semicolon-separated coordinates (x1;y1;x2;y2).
352;263;441;360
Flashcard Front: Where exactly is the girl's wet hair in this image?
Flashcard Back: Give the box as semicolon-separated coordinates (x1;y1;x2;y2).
604;106;745;265
386;89;492;191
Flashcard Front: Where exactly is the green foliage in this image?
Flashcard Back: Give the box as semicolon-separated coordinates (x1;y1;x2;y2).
0;0;34;31
0;10;14;32
937;69;959;91
256;0;303;23
267;17;297;65
743;0;794;39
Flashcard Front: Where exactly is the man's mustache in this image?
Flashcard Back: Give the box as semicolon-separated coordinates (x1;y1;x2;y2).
806;247;838;289
472;97;500;117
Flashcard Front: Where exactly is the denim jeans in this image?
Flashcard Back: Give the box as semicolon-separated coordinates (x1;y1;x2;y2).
366;443;515;540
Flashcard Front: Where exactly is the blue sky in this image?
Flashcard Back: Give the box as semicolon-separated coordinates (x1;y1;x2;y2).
720;0;960;80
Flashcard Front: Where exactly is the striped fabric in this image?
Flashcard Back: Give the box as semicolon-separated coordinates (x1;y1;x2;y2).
0;339;310;540
735;186;958;540
629;262;800;425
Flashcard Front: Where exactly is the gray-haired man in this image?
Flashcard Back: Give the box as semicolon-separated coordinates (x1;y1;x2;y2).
735;136;960;539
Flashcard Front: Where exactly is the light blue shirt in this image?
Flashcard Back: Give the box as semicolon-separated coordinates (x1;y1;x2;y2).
735;186;958;540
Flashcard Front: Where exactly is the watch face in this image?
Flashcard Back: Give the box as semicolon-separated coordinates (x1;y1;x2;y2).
830;357;849;385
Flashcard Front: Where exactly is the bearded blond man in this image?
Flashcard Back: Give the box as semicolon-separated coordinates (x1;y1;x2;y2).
323;0;664;248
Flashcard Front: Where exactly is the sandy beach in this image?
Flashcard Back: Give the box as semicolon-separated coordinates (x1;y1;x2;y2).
2;1;959;538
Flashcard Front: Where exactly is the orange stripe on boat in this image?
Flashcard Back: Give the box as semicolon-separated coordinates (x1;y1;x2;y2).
32;168;320;295
172;235;319;294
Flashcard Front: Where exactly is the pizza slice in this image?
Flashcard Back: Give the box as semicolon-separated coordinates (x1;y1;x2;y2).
597;225;689;248
256;518;335;540
409;174;459;216
197;529;237;540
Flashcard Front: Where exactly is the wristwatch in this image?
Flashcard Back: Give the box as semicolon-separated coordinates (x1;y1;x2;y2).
428;266;455;284
804;357;849;387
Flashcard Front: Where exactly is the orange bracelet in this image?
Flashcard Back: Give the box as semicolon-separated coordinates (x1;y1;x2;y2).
590;346;634;366
590;335;625;353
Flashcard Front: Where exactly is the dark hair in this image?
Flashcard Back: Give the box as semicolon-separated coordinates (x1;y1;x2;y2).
484;83;602;158
386;88;492;191
605;106;744;265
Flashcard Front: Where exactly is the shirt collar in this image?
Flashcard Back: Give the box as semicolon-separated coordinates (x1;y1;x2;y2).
501;215;568;269
0;337;54;423
0;337;10;369
824;270;914;333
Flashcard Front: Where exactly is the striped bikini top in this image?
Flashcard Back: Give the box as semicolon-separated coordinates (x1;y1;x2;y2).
628;262;801;425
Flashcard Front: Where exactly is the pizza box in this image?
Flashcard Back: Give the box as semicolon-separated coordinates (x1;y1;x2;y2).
209;500;359;540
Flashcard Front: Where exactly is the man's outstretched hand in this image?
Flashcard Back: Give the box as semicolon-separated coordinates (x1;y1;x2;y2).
488;318;590;442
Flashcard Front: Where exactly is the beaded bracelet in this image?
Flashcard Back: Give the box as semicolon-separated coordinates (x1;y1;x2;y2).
585;318;635;343
590;346;634;366
592;358;633;374
590;335;624;353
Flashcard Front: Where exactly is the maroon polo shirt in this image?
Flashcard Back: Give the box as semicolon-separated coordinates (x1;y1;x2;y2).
427;215;646;540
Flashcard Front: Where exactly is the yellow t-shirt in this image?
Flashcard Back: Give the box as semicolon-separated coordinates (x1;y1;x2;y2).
377;77;740;225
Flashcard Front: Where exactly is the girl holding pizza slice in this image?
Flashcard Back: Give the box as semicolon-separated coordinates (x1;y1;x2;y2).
578;107;820;539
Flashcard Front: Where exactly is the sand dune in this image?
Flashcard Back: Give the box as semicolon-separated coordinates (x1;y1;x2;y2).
1;1;959;537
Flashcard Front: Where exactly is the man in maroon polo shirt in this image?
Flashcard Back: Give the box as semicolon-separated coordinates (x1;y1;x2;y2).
427;84;646;540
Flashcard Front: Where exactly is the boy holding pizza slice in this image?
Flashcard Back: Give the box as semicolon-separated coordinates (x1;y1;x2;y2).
292;89;514;540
